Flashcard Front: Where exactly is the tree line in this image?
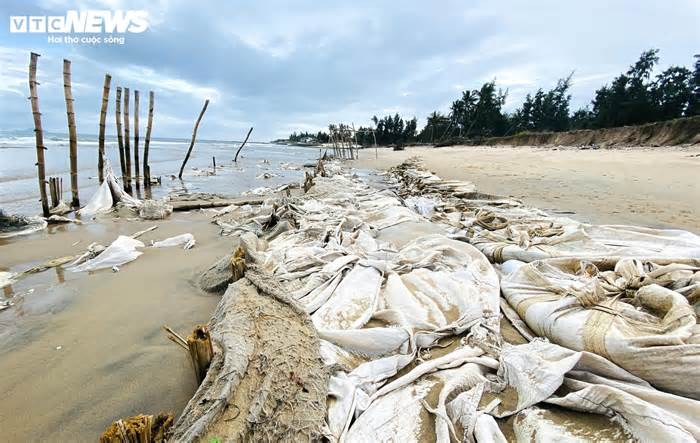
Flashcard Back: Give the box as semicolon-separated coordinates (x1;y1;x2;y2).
289;49;700;145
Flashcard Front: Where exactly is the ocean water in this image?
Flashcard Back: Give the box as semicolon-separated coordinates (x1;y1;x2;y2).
0;131;320;215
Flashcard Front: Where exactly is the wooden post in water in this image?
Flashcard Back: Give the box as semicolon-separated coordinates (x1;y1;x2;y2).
49;177;58;208
143;91;154;186
178;99;209;179
133;90;140;185
123;87;132;192
62;59;80;208
115;87;127;185
212;156;216;173
234;126;253;162
98;74;111;183
28;52;50;217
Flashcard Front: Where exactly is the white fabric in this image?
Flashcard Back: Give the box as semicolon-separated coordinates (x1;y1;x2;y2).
70;235;144;272
152;233;196;249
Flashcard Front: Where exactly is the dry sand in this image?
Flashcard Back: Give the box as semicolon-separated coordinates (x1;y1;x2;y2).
0;212;234;441
353;144;700;233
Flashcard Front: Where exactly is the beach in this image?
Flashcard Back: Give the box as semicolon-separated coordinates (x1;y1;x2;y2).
353;144;700;233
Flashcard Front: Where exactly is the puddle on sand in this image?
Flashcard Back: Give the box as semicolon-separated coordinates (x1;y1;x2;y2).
0;211;233;441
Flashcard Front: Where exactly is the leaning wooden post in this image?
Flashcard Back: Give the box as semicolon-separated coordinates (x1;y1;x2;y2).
234;126;253;162
143;91;154;186
178;99;209;179
133;90;140;185
28;52;49;217
115;87;127;185
62;59;80;208
123;87;132;192
98;74;111;184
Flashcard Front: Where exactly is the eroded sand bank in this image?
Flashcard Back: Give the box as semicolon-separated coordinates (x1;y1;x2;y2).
352;144;700;233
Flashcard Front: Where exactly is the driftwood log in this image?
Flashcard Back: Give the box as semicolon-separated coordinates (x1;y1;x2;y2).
169;272;327;442
98;74;111;183
178;99;209;179
233;127;253;162
170;196;264;212
62;59;80;208
28;52;49;217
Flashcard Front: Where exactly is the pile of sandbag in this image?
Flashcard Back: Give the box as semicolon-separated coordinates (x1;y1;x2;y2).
175;159;700;442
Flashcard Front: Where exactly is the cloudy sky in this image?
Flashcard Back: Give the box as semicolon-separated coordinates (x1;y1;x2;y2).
1;0;699;141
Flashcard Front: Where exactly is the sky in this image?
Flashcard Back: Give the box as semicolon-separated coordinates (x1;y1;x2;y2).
1;0;699;142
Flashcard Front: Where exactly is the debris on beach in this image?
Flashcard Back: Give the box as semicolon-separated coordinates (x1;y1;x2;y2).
70;235;144;273
138;199;173;220
151;233;195;250
79;163;142;217
165;158;700;442
0;210;47;239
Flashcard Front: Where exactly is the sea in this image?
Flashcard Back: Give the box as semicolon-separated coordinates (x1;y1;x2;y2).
0;130;320;216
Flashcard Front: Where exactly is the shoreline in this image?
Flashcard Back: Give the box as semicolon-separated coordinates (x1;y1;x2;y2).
352;144;700;233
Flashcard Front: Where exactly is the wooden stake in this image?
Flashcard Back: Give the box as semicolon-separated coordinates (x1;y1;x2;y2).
124;87;132;192
143;91;154;186
178;99;209;179
28;52;49;217
62;59;80;208
133;90;140;184
99;413;173;443
212;156;216;173
49;177;58;208
115;87;127;186
234;126;253;162
98;74;111;184
187;325;213;384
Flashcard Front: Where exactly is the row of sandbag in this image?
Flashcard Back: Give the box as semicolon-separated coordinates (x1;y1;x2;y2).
206;162;700;441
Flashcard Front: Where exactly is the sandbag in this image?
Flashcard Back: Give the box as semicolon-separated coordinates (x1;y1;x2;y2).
70;235;144;272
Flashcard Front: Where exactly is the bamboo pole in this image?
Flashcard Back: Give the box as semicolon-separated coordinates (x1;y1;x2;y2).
178;99;209;179
115;87;127;185
133;89;140;184
49;177;58;208
62;59;80;208
98;74;111;184
234;126;253;162
144;91;154;186
123;87;132;192
28;52;49;217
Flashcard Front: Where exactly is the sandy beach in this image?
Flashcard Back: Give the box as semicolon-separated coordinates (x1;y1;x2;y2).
353;144;700;233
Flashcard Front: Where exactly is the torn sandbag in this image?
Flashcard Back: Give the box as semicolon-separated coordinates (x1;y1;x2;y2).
79;162;141;216
0;211;47;239
501;258;700;399
70;235;144;272
0;271;16;289
152;233;195;250
138;199;173;220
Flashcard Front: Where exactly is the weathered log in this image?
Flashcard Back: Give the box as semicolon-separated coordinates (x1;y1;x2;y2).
143;91;154;186
28;52;49;217
115;86;127;186
178;99;209;179
62;59;80;208
133;90;140;184
98;74;111;183
170;196;264;211
234;127;253;162
169;275;327;441
124;87;132;192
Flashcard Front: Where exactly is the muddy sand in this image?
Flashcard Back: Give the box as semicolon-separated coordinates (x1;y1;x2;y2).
352;144;700;233
0;212;234;441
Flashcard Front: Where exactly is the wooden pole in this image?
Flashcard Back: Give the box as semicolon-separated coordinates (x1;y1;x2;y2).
178;99;209;179
143;91;154;186
28;52;49;217
49;177;58;208
373;129;377;159
62;59;80;208
212;156;216;173
234;126;253;162
187;325;213;385
124;87;132;192
133;89;140;185
98;74;111;184
115;86;127;185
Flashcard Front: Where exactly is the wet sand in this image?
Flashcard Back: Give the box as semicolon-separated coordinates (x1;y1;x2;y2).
353;144;700;233
0;211;233;441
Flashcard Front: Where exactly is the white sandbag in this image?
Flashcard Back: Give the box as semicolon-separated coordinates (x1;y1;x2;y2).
152;233;196;250
0;271;16;288
70;235;144;272
79;163;141;216
501;259;700;399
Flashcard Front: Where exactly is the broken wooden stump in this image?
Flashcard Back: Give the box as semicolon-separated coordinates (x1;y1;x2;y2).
99;412;173;443
187;325;213;385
